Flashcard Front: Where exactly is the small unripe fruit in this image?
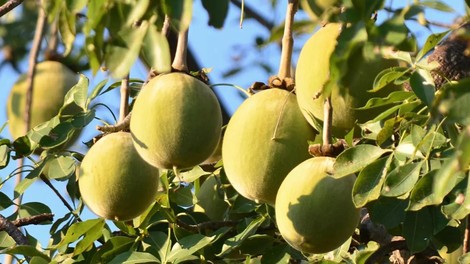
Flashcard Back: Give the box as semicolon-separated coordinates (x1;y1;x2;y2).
130;73;222;170
6;61;78;139
78;132;160;221
275;157;360;254
222;89;317;205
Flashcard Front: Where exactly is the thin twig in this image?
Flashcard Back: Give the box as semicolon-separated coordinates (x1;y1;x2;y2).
176;217;239;233
162;15;171;38
119;74;130;122
40;175;82;222
0;0;23;18
229;0;274;30
277;0;297;80
171;28;189;72
323;97;333;146
12;213;54;227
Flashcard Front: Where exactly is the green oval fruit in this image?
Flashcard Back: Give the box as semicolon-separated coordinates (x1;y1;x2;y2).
130;73;222;170
194;175;229;220
222;89;317;205
7;61;78;139
295;23;399;137
78;132;159;221
275;157;360;254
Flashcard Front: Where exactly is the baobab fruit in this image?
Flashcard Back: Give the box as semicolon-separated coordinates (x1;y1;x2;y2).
222;89;317;205
275;157;360;254
130;73;222;170
295;23;399;137
7;61;78;139
78;132;160;221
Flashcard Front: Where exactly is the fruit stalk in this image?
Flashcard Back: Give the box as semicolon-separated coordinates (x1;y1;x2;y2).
171;28;189;72
119;74;130;122
323;96;333;146
278;0;298;80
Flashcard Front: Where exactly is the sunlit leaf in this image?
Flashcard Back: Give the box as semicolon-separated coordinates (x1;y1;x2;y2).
109;251;159;264
1;245;50;261
126;0;150;26
141;23;171;74
162;0;192;33
409;70;435;107
335;144;389;178
416;30;450;62
372;67;410;92
55;218;105;250
352;156;391;207
18;202;52;220
382;161;423;198
167;234;215;263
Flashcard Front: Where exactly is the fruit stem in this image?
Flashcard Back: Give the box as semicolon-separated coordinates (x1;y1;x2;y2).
322;96;333;146
277;0;298;80
119;74;130;122
171;28;189;72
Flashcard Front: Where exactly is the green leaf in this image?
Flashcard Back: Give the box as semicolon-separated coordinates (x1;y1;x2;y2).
105;22;148;79
0;192;13;211
403;207;434;253
60;74;88;113
352;156;391;207
179;166;211;183
109;251;159;264
91;236;135;264
419;0;454;12
2;245;51;261
126;0;150;26
217;214;267;257
169;185;196;207
14;165;44;199
0;232;15;248
409;70;435;107
55;219;105;250
372;67;410;92
167;234;215;263
382;161;423;198
141;23;172;74
334;144;389;178
44;155;76;181
74;218;106;255
19;202;52;219
408;170;438;211
378;14;409;45
368;197;408;229
358;91;414;109
201;0;229;28
162;0;192;33
59;6;76;56
0;144;10;169
416;30;450;62
87;79;109;106
447;93;470;125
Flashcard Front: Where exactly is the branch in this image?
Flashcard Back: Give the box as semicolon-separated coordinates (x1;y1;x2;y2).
0;0;23;18
96;112;131;133
12;213;54;227
119;74;130;122
171;28;189;72
0;214;29;246
277;0;297;80
176;217;238;233
229;0;274;30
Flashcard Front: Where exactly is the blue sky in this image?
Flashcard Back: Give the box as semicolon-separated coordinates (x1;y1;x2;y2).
0;0;467;252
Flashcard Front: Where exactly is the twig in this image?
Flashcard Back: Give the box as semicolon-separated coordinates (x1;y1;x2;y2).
176;217;239;233
0;0;23;18
12;213;54;227
464;215;470;253
229;0;274;30
162;15;171;38
96;112;131;133
40;175;82;222
171;28;189;72
119;74;130;122
323;97;333;146
277;0;297;80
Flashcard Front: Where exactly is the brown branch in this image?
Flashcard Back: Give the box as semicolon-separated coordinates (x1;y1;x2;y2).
176;217;238;233
12;213;54;227
229;0;274;30
0;214;29;246
40;175;82;222
119;74;130;122
323;96;333;146
0;0;23;18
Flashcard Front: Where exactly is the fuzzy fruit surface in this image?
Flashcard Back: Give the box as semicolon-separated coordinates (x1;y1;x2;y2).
130;73;222;170
222;89;317;205
6;61;78;139
194;175;229;220
78;132;159;221
275;157;360;254
295;23;399;137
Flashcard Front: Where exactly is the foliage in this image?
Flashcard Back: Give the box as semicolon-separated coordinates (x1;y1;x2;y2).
0;0;469;263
